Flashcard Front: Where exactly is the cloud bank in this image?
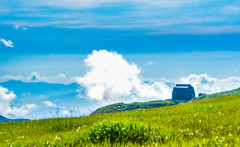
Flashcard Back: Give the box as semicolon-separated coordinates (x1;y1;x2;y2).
0;72;68;83
76;50;171;104
181;74;240;95
76;50;240;104
0;72;47;82
0;86;37;117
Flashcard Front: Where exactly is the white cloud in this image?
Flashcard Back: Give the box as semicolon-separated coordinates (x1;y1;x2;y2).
219;77;240;91
136;82;171;99
25;104;37;110
14;24;27;30
0;86;37;117
43;101;56;107
180;74;240;95
181;74;220;95
76;50;171;104
0;75;24;82
1;38;13;47
57;73;66;79
27;72;47;82
0;72;47;83
7;104;37;117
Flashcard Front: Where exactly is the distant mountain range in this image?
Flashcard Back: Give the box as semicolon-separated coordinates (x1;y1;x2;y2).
0;80;80;98
0;79;82;107
0;80;97;119
0;115;29;123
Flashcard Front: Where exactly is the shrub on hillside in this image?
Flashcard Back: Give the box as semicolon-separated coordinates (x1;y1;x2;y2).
89;121;150;144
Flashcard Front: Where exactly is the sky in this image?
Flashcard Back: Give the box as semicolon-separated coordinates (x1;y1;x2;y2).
0;0;240;119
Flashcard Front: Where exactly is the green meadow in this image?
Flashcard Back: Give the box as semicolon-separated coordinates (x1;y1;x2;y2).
1;94;240;146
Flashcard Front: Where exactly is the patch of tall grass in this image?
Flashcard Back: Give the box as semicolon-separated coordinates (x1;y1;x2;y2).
89;121;150;144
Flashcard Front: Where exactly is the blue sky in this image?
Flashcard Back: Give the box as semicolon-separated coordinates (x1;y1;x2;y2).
0;0;240;119
1;25;240;54
1;0;240;54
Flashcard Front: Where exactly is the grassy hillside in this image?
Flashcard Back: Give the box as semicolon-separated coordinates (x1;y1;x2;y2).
193;87;240;101
1;94;240;146
92;87;240;115
91;101;175;115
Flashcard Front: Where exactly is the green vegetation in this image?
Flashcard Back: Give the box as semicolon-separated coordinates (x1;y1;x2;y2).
1;94;240;146
91;101;175;115
89;121;150;144
193;87;240;101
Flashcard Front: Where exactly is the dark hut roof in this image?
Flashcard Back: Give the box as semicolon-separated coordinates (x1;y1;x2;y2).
176;84;192;87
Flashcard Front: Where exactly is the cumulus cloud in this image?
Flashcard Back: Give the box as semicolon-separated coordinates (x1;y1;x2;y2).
76;50;171;104
181;74;240;95
0;86;37;117
43;101;56;107
1;38;13;47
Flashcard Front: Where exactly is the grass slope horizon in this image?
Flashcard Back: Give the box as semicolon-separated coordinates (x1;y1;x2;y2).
91;87;240;115
91;101;176;115
0;91;240;146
